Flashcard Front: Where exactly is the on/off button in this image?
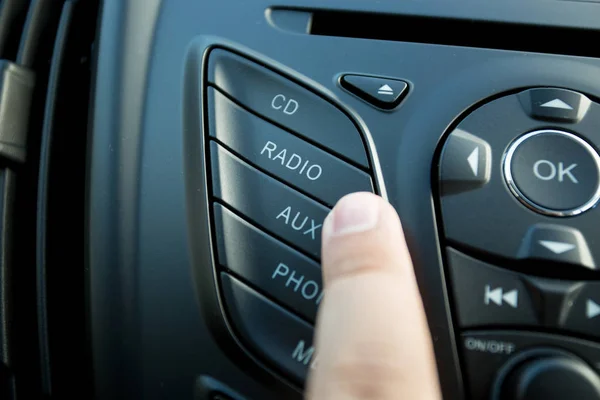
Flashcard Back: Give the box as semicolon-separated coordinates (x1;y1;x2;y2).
504;129;600;217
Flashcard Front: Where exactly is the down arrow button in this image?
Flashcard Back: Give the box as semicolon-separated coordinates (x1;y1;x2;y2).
340;74;408;110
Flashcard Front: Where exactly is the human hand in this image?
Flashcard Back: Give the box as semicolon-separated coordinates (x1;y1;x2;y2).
305;192;441;400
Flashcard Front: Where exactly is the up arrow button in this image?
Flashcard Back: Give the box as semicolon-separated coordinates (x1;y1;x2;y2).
340;74;408;110
519;87;591;123
540;98;573;110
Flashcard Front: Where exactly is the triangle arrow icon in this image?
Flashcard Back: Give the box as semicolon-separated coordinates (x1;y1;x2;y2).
586;299;600;319
377;84;394;95
540;99;573;110
467;147;479;176
539;240;577;255
485;286;503;306
502;290;519;308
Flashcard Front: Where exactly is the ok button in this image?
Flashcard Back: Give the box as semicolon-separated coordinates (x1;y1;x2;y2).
504;129;600;216
533;160;578;183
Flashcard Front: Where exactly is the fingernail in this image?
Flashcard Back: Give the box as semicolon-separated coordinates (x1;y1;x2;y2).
323;193;380;240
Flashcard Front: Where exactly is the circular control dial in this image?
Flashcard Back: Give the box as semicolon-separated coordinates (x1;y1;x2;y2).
493;350;600;400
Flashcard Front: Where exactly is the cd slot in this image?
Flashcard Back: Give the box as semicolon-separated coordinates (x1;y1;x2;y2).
268;8;600;58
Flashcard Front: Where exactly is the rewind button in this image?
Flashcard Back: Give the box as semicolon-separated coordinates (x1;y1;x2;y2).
448;248;538;328
484;286;519;308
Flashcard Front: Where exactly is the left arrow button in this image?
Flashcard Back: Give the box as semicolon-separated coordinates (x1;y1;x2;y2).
440;129;492;195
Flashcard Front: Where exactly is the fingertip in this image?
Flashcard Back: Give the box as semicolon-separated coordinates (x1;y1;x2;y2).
321;192;410;284
322;192;382;243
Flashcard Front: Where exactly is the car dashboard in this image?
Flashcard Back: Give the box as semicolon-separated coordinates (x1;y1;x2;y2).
2;0;600;399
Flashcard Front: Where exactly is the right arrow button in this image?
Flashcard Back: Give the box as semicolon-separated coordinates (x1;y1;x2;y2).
586;299;600;320
562;283;600;340
517;224;596;270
